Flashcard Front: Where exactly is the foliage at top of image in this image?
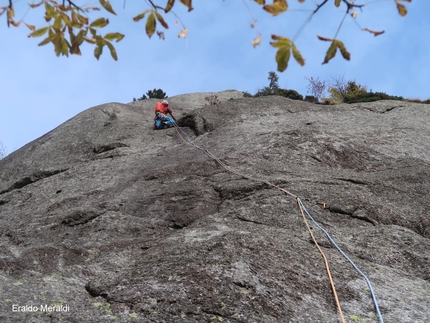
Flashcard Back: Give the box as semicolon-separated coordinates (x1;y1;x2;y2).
326;75;404;104
133;88;168;101
305;76;327;103
2;0;412;71
244;71;414;105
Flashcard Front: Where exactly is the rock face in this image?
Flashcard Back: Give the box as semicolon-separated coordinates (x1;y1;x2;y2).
0;90;429;323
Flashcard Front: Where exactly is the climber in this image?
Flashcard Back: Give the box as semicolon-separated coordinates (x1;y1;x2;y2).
154;100;178;130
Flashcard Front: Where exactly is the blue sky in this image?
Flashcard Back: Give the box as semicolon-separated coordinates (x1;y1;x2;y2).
1;0;428;155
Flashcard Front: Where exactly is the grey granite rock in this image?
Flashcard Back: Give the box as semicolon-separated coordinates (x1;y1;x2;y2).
0;91;428;322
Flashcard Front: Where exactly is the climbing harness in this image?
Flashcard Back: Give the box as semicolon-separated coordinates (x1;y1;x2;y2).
172;123;385;323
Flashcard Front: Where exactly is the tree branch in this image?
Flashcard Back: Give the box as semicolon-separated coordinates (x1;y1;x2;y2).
148;0;165;12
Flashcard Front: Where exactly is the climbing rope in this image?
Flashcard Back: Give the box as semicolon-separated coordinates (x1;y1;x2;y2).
172;124;384;323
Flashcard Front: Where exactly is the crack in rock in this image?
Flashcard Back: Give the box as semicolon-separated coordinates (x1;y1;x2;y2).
93;142;129;154
0;169;68;195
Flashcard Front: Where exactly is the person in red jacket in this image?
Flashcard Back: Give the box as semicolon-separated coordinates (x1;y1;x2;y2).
154;100;177;129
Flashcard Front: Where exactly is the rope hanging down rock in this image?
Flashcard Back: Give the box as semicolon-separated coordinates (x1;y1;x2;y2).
172;123;384;323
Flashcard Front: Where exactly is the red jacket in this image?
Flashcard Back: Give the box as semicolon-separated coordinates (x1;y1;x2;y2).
155;102;172;115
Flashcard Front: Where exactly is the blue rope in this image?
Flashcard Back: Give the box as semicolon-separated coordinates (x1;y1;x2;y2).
297;199;385;323
174;125;384;323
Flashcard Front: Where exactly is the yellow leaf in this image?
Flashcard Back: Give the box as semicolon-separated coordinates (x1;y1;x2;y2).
7;6;14;18
165;0;175;13
179;0;193;11
275;46;291;72
252;34;262;48
29;26;50;37
155;11;169;29
77;14;89;25
336;40;350;60
105;40;118;60
90;17;109;28
38;32;56;46
24;21;36;31
71;11;82;28
270;34;291;48
61;12;72;27
335;0;341;7
70;30;85;55
99;0;116;15
396;3;407;16
133;10;150;22
146;12;156;38
263;0;288;16
53;16;62;30
83;36;96;44
94;44;103;60
59;34;70;56
104;32;125;42
44;2;55;21
254;0;265;4
322;41;337;64
291;43;305;66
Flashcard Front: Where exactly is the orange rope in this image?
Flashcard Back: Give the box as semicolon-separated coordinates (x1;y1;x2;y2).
173;125;345;322
297;199;346;323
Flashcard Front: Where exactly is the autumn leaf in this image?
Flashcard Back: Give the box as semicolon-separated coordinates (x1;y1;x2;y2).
362;28;385;37
38;32;56;46
254;0;265;4
94;43;103;60
61;12;72;28
165;0;175;13
335;0;341;7
28;1;43;8
104;32;124;42
133;10;151;22
155;11;169;29
263;0;288;16
322;41;337;64
99;0;116;15
83;36;96;44
396;2;407;16
337;40;350;60
77;14;89;25
275;46;291;72
105;40;118;60
317;35;333;42
44;2;55;22
53;16;62;30
270;35;304;71
321;39;350;64
53;33;69;57
291;43;305;66
146;12;156;38
24;21;36;31
179;0;193;11
90;17;109;28
29;26;49;38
